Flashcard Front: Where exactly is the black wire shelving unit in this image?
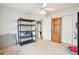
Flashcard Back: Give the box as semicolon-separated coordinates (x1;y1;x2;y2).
17;18;36;46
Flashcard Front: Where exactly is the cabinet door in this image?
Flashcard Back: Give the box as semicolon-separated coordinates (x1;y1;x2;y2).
52;18;61;43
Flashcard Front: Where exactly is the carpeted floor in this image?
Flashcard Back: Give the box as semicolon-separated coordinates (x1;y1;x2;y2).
0;40;70;55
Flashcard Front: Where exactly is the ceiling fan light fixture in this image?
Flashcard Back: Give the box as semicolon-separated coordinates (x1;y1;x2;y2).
39;10;46;15
45;8;56;11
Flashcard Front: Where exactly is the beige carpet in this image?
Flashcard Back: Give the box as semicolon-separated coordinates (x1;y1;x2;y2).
0;40;70;55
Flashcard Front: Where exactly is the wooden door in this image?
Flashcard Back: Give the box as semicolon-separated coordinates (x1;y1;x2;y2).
51;17;61;43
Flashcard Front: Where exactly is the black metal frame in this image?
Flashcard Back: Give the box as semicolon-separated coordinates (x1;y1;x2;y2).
17;18;36;46
77;12;79;55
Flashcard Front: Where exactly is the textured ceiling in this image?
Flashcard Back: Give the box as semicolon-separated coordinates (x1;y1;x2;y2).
0;3;79;15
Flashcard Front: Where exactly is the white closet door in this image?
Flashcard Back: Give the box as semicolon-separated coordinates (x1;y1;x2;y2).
72;14;77;46
61;15;73;44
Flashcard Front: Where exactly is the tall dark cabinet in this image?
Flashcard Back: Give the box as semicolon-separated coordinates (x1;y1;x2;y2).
17;18;36;45
77;12;79;55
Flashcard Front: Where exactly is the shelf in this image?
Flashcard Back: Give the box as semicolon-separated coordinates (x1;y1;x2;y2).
18;18;35;22
19;40;36;46
19;24;35;26
19;30;35;32
19;35;36;38
17;18;36;45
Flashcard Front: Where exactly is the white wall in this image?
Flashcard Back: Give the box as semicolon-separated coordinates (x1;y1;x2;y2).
42;7;78;45
0;6;35;35
42;17;51;40
0;6;35;48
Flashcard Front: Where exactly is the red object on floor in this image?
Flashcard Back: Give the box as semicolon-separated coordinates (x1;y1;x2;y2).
68;45;77;53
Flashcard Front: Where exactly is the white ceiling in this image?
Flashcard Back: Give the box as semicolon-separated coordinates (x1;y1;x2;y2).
0;3;79;15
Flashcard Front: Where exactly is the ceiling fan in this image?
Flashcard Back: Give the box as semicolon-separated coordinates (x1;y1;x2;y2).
39;3;56;15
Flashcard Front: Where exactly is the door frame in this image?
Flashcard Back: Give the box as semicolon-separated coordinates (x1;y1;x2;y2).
51;17;61;43
37;21;43;39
